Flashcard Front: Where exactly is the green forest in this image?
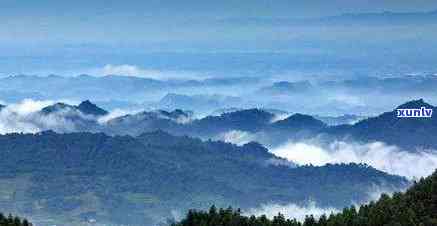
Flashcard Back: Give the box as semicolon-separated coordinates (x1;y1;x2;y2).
172;170;437;226
0;214;30;226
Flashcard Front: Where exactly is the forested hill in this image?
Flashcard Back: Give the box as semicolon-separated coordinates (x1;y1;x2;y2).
325;99;437;150
0;131;407;226
172;170;437;226
0;213;31;226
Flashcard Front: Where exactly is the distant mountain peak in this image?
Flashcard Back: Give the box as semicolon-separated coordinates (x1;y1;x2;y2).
41;102;75;114
77;74;94;78
222;108;273;118
41;100;108;116
157;109;192;119
78;100;108;116
395;99;434;110
273;113;327;129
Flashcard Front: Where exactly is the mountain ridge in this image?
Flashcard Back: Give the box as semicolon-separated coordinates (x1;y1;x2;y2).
325;99;437;149
0;130;408;226
41;100;108;116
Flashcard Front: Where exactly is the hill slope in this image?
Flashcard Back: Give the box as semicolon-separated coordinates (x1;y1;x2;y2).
326;99;437;150
172;169;437;226
0;131;407;226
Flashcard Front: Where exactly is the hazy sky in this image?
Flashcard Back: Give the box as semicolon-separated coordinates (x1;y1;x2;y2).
2;0;437;45
1;0;436;76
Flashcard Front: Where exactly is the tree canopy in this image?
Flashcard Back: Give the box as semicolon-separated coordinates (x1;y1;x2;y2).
173;170;437;226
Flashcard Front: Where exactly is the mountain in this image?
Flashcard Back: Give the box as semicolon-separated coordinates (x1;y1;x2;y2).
104;109;191;136
0;75;262;109
87;107;328;147
157;109;193;120
259;81;314;95
41;102;76;114
77;100;109;116
105;108;278;137
210;107;243;116
0;131;407;226
34;100;106;133
158;93;244;114
189;109;275;136
314;114;367;126
248;114;328;146
225;10;437;26
41;100;108;117
103;108;325;142
3;74;437;116
315;10;437;26
271;114;326;131
0;104;5;111
257;76;437;99
5;98;437;150
326;99;437;150
321;76;437;95
172;169;437;226
253;76;437;116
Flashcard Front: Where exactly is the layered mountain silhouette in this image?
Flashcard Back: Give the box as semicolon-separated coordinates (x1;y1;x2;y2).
189;109;275;135
104;109;192;135
0;75;261;109
0;130;408;226
1;98;435;225
272;113;327;131
3;75;437;116
314;114;366;126
41;100;108;116
109;99;436;150
259;81;314;95
105;108;277;137
6;99;437;151
77;100;109;116
326;99;437;149
158;93;244;112
3;98;436;150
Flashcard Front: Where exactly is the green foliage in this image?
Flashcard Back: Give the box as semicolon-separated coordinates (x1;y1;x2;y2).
0;213;31;226
173;170;437;226
0;131;408;225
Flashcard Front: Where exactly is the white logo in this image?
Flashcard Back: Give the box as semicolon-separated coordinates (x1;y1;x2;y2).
396;107;433;118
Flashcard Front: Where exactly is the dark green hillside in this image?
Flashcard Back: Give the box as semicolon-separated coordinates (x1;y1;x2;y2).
0;131;407;226
326;99;437;150
172;170;437;226
0;213;30;226
189;109;275;135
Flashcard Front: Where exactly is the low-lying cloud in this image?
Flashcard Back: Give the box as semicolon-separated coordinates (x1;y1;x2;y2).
363;183;406;204
98;64;205;80
245;201;338;222
0;99;109;134
0;99;91;134
270;113;292;123
245;183;406;223
97;108;142;124
271;140;437;179
0;99;55;134
217;130;256;146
